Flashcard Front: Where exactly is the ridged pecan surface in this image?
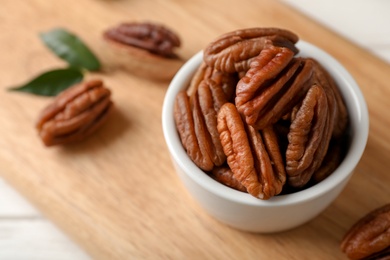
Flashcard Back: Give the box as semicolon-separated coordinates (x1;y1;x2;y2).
174;78;229;171
341;204;390;260
204;27;298;73
285;85;330;187
36;79;113;146
217;103;286;199
104;22;181;58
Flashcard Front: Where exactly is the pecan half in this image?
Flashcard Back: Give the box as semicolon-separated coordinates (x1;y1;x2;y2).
103;22;181;58
217;103;286;199
36;79;113;146
204;27;299;73
174;79;228;171
236;46;314;130
285;84;329;187
198;79;227;166
174;91;213;171
341;204;390;260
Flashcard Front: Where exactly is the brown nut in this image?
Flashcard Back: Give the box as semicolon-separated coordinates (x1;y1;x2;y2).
217;103;286;199
104;22;180;58
103;21;183;81
174;79;229;171
36;79;113;146
236;45;314;130
341;204;390;260
285;84;329;188
204;27;299;73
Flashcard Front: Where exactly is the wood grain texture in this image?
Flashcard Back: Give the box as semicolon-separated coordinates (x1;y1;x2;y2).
0;0;389;259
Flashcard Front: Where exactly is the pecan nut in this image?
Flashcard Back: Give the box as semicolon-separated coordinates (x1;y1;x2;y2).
174;91;213;171
103;21;183;81
104;22;181;58
204;27;299;73
174;79;228;171
341;204;390;260
217;103;286;199
235;46;314;130
36;79;113;146
285;84;329;187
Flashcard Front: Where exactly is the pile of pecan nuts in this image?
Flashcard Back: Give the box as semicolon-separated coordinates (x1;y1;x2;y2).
174;27;349;199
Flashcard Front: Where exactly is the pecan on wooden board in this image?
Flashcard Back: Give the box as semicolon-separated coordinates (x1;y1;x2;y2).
235;46;314;130
341;204;390;260
36;79;113;146
103;21;183;81
104;22;181;58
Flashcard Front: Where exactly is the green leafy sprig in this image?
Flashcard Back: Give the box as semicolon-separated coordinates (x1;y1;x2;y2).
9;28;100;96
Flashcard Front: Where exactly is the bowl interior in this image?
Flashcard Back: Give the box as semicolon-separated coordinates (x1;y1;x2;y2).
162;40;369;207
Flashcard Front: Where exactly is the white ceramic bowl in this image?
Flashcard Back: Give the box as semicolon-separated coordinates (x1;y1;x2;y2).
162;40;369;233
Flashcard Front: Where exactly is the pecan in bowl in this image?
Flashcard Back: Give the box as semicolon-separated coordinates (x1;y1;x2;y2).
36;79;113;146
162;28;368;233
103;21;184;81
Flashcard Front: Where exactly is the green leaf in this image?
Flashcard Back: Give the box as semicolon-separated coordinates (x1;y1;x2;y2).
9;68;84;96
40;28;101;71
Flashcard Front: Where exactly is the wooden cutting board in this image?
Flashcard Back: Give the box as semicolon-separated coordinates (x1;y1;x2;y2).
1;0;389;259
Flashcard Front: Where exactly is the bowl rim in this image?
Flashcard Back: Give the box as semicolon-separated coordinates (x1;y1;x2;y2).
162;40;369;207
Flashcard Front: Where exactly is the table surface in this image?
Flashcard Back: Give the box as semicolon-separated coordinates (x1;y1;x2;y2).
1;0;390;259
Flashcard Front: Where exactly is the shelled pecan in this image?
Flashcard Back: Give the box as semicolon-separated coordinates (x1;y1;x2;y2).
217;103;286;199
174;78;229;171
204;27;299;73
174;91;213;171
235;46;315;130
341;204;390;260
198;79;228;166
103;21;183;81
36;79;113;146
104;22;181;58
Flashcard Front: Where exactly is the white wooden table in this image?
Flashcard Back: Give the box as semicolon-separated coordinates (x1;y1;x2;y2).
1;1;389;259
